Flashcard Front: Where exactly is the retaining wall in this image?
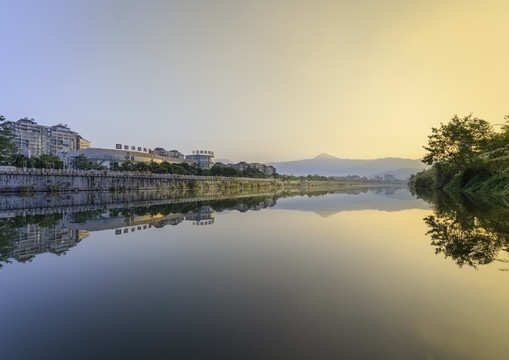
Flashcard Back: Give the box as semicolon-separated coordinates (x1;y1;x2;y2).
0;169;282;192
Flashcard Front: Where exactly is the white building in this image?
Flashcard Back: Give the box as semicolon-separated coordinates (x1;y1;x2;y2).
11;118;90;157
185;150;214;169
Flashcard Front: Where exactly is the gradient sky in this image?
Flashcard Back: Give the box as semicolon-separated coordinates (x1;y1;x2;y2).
1;0;508;162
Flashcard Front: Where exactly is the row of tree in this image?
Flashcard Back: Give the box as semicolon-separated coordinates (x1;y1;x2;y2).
110;160;271;178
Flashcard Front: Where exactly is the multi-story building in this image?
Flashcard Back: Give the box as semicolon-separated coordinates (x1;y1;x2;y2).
248;163;276;176
185;150;215;169
232;161;249;171
77;136;91;150
153;147;185;159
226;161;276;176
60;147;195;169
384;174;397;183
10;118;90;157
168;150;184;159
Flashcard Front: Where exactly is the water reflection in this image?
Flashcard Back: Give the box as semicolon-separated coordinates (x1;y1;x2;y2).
0;187;409;269
0;195;280;268
419;192;509;269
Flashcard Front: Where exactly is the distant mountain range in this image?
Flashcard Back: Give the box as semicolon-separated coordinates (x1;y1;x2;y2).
268;153;427;179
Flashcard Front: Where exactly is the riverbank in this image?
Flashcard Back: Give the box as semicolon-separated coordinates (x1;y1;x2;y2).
0;168;389;194
0;168;284;193
0;168;261;192
409;168;509;205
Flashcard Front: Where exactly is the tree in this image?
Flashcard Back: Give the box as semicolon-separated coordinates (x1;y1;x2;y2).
74;156;92;170
37;154;63;169
110;161;121;171
209;166;241;177
72;156;105;170
0;115;17;165
134;162;149;172
242;167;267;178
422;114;494;172
120;160;136;172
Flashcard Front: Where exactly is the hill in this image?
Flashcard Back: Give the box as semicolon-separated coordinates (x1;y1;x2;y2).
269;154;427;179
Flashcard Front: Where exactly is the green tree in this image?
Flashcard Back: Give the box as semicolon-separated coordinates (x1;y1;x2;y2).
422;114;494;172
120;160;136;171
0;115;17;165
134;162;149;172
37;154;63;169
10;153;27;168
73;156;104;170
209;166;241;177
110;161;121;171
74;156;93;170
242;167;267;178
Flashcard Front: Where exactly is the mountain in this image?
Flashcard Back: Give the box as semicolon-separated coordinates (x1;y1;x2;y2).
268;154;427;179
215;158;235;164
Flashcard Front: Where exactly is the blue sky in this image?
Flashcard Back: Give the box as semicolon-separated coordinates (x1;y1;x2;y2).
2;0;508;162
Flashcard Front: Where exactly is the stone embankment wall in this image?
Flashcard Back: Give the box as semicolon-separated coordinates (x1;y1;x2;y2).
0;169;346;193
0;168;287;193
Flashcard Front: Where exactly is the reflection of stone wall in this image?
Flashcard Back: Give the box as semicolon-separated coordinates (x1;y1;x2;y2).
0;189;282;215
12;224;89;263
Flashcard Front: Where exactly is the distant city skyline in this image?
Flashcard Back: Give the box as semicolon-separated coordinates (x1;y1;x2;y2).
2;0;508;163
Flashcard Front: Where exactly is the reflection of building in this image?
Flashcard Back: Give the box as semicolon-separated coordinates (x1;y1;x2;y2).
185;150;214;169
64;211;187;232
10;118;90;157
12;223;89;263
232;199;276;212
60;148;195;169
186;206;215;225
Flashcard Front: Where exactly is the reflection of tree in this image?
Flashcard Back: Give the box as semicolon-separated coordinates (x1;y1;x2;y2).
0;219;18;269
423;193;509;268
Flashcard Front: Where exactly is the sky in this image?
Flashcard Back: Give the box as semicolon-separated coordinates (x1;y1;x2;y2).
1;0;508;162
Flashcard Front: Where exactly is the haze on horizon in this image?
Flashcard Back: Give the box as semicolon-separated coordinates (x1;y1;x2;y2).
1;0;508;163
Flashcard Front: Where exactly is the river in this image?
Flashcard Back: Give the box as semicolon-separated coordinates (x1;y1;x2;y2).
0;187;508;359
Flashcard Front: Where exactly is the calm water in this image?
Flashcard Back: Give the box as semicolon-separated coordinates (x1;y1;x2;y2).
1;188;508;359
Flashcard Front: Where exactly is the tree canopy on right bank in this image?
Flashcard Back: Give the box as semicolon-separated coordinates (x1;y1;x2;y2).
411;114;509;195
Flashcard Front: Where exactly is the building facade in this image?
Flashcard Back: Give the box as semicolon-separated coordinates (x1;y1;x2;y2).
61;148;195;169
11;118;90;157
185;150;215;169
220;161;276;176
153;147;184;159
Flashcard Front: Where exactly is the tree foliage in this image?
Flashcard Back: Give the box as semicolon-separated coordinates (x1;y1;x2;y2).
412;113;509;193
209;166;241;177
422;114;494;171
74;156;105;170
10;153;63;169
0;115;17;164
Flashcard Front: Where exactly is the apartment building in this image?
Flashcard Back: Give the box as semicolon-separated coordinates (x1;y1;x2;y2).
11;118;90;157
